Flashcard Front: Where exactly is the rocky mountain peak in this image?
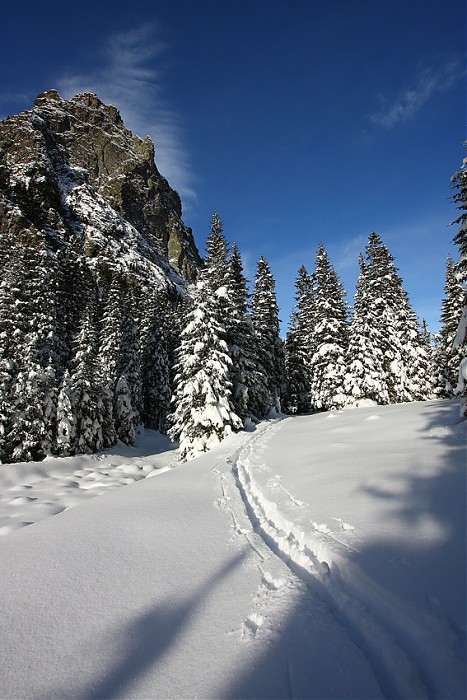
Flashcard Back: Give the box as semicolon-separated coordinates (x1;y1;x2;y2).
0;89;201;281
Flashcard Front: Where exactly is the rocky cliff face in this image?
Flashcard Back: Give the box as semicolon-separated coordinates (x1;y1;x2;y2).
0;89;201;283
0;90;203;463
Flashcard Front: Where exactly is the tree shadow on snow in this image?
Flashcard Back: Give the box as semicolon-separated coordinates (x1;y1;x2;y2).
356;400;466;624
51;400;466;700
345;399;466;698
225;400;466;700
80;552;245;700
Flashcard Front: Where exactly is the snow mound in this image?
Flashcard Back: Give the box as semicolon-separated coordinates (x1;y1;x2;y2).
0;430;177;533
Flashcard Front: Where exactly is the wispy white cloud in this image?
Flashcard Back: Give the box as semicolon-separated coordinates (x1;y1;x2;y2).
57;24;196;205
331;234;367;271
369;56;463;130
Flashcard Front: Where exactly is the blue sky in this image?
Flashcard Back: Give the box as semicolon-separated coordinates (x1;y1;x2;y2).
1;0;465;334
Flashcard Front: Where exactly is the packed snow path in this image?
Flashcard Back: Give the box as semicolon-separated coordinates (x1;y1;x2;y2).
0;400;465;699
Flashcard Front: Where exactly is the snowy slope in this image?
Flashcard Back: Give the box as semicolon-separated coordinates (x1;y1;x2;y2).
0;431;178;536
0;400;465;699
235;399;466;699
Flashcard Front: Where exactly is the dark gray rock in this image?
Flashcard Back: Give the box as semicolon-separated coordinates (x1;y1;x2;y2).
0;89;201;281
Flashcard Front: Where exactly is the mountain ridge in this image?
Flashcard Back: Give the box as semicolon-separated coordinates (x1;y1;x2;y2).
0;88;201;282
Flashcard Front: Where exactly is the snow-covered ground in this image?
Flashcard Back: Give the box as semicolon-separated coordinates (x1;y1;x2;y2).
0;431;178;537
0;399;465;699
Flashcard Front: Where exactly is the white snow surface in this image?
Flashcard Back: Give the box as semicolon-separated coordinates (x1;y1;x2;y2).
0;399;465;699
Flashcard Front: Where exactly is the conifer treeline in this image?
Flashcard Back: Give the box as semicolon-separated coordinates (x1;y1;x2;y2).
0;184;466;463
284;232;433;413
0;236;176;463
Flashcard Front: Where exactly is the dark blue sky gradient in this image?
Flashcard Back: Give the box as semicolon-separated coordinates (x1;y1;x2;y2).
1;0;465;332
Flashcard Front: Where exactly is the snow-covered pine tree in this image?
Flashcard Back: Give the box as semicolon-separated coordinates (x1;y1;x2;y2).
168;277;242;461
99;273;142;445
376;240;432;403
72;301;105;454
308;245;349;410
56;369;77;455
140;291;172;432
55;252;92;377
434;256;464;396
344;253;390;405
366;232;407;403
0;240;24;462
397;303;433;402
224;242;259;424
99;275;122;446
114;284;142;445
345;233;429;405
284;265;314;413
250;256;286;415
451;154;467;417
7;245;60;462
419;320;437;400
204;210;230;294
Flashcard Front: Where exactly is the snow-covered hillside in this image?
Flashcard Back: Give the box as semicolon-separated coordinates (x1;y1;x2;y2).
0;399;465;699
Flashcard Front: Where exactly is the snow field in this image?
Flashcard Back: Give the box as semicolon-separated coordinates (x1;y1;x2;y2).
0;426;383;699
235;424;425;699
0;431;178;536
0;400;464;699
234;401;466;699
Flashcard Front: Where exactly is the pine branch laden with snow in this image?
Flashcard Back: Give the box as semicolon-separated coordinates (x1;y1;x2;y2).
168;279;242;461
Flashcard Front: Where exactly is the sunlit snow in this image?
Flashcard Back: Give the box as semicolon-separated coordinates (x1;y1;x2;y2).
0;399;464;699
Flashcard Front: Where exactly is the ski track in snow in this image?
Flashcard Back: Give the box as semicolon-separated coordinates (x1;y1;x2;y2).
213;449;294;646
232;417;465;700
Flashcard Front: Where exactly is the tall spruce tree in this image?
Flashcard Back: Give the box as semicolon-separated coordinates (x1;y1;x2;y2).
99;273;143;447
396;303;433;402
345;253;390;404
204;210;230;294
0;243;25;462
308;245;349;410
345;233;429;405
168;278;242;461
6;246;60;462
251;256;286;414
72;301;106;454
99;275;121;446
226;242;259;424
451;154;467;417
140;292;172;432
115;285;142;444
284;266;314;413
